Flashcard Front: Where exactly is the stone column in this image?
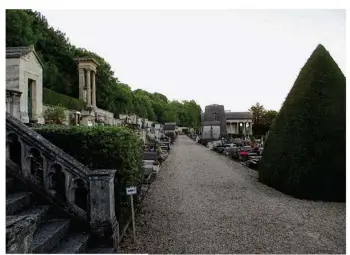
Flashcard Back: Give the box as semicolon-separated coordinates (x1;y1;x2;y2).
86;70;91;105
88;169;119;250
6;92;11;114
78;68;85;101
92;71;96;107
13;92;22;120
30;80;37;122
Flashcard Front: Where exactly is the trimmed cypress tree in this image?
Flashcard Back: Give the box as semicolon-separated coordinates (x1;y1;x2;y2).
259;44;346;201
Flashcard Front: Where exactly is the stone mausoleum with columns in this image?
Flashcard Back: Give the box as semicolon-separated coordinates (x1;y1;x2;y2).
201;104;253;137
75;57;99;126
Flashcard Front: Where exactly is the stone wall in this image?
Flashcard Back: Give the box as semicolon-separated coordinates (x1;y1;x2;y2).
21;52;44;124
6;58;20;90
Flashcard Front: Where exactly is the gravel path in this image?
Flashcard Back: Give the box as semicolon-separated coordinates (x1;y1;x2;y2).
119;136;346;254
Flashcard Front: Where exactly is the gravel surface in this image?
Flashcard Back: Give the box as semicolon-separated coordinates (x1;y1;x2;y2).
119;136;346;254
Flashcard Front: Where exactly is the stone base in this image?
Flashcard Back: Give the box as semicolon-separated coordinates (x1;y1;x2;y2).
20;112;29;123
81;108;96;126
36;115;45;124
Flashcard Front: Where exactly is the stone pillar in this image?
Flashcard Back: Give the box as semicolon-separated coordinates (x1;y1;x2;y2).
78;68;85;101
30;80;37;122
92;71;96;106
13;93;22;120
86;70;91;105
88;169;119;250
6;93;11;114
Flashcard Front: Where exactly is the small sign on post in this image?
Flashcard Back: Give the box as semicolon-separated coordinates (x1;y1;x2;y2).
126;186;137;242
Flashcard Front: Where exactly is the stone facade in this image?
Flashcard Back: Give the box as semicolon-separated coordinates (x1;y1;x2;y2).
225;112;253;136
201;105;253;137
6;46;44;124
203;104;227;137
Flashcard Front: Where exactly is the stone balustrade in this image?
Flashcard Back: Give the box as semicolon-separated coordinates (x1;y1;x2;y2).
6;112;119;248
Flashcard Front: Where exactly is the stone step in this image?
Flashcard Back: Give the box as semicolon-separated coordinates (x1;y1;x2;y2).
18;205;51;227
51;232;90;254
32;219;70;253
6;192;32;215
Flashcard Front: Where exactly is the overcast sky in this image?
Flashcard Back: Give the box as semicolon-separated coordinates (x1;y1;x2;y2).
38;9;346;112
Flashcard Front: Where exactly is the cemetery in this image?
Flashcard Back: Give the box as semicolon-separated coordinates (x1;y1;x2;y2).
5;44;178;253
6;9;345;255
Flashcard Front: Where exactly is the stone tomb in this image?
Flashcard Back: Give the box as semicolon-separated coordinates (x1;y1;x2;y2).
6;46;45;124
75;57;99;126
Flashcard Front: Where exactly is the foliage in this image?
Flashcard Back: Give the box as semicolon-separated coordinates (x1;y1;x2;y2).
34;125;144;225
6;9;202;127
35;125;143;184
43;88;86;111
258;44;346;202
249;103;278;136
43;105;67;124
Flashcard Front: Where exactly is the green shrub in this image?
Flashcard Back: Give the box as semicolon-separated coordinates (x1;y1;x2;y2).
44;105;67;124
43;88;86;111
34;125;144;226
258;44;346;202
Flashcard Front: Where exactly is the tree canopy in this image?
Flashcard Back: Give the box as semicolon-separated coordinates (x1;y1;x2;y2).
6;9;202;128
248;102;278;136
258;44;346;201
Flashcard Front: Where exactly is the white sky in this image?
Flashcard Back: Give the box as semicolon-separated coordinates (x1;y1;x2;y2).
38;9;346;112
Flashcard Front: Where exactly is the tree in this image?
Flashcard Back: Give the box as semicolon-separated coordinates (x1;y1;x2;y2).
249;103;277;136
6;9;202;128
249;102;265;124
258;44;346;202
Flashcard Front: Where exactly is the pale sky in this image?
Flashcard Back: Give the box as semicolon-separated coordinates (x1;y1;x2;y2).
38;9;346;112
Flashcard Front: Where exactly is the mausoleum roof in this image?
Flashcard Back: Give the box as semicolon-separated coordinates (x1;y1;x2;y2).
6;45;44;68
225;112;252;120
75;57;99;66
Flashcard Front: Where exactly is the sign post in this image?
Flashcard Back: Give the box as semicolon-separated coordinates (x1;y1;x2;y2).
126;186;137;242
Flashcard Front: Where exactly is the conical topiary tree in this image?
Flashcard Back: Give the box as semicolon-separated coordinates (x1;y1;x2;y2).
259;44;346;201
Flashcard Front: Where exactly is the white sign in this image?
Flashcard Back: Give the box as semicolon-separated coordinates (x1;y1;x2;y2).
126;186;137;195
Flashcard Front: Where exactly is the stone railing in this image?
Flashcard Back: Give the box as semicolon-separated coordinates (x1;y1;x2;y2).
6;112;119;248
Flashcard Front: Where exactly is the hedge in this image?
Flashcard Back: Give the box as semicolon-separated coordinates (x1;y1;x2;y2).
34;125;144;227
258;44;346;202
43;88;86;111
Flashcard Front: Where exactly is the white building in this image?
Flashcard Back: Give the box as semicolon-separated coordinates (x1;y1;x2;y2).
6;46;45;124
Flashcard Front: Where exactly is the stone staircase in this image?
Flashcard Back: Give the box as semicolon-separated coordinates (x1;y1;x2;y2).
6;113;118;253
6;176;115;254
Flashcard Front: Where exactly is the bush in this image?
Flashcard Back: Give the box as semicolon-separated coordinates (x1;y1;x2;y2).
258;44;346;202
34;125;144;226
44;105;67;124
43;88;86;111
